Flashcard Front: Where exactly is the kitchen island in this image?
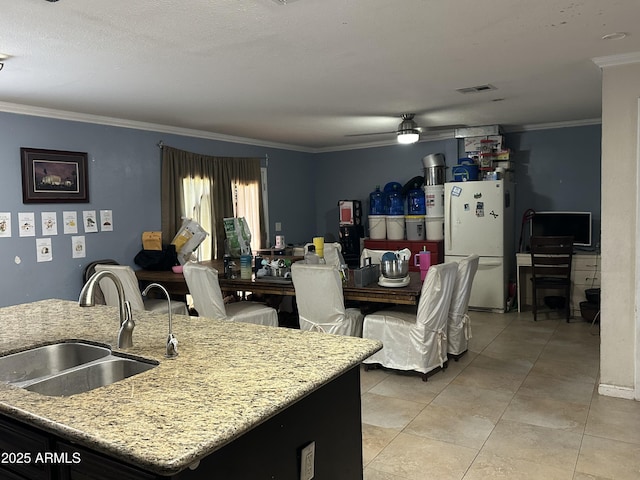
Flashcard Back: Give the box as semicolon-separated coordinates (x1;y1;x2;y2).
0;300;381;479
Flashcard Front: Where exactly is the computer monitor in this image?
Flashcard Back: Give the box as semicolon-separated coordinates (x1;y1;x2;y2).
530;211;592;247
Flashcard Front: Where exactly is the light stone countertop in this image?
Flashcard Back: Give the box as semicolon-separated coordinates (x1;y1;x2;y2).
0;300;381;476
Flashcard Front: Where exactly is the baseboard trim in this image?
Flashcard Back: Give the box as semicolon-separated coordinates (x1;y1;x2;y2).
598;383;637;400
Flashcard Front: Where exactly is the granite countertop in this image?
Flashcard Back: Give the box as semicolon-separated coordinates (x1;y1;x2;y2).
0;300;381;476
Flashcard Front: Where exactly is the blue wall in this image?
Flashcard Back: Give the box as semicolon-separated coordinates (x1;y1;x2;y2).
0;110;601;307
0;111;313;307
313;139;458;239
506;125;602;250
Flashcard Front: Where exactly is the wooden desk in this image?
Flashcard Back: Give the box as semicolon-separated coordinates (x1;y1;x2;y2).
135;262;422;306
516;252;600;316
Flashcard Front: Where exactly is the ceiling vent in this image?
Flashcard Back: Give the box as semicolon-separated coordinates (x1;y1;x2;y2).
456;84;497;94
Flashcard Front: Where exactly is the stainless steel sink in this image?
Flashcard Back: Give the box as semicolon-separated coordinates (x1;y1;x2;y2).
0;341;111;383
0;340;158;396
25;357;157;397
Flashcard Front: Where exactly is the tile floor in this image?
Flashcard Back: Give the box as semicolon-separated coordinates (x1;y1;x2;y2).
360;310;640;480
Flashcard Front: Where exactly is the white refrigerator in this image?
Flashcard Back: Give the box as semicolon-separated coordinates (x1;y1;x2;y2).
444;180;514;312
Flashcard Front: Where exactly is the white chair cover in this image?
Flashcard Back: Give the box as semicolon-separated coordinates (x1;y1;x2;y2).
301;242;343;267
322;242;343;268
291;263;363;336
447;255;480;357
362;262;458;376
182;262;278;327
360;248;411;267
94;264;189;316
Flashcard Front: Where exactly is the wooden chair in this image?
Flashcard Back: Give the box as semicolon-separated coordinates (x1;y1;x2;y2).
530;236;574;322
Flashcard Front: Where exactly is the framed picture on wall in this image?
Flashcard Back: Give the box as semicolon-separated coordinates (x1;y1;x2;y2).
20;147;89;203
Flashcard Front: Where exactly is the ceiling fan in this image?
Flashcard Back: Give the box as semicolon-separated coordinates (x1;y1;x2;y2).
347;113;460;144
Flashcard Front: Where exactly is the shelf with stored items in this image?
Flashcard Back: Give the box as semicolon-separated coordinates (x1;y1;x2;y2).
461;130;513;179
476;150;513;182
363;239;444;271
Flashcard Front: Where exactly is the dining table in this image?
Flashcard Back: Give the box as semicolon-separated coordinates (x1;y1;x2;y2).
135;259;423;307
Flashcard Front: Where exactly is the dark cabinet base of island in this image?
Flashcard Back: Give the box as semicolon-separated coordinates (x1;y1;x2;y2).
0;366;364;480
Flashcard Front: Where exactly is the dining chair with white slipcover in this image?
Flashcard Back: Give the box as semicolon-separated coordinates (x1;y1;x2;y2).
182;262;278;326
362;262;458;381
447;254;480;361
322;242;344;268
291;262;363;336
94;264;189;316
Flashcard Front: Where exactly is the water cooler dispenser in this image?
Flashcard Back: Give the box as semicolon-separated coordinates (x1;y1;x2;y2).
338;200;364;268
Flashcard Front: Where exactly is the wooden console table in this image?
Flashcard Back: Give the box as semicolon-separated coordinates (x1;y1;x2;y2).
516;251;600;316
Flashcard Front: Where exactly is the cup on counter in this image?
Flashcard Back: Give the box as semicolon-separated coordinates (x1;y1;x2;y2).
414;251;431;281
313;236;324;258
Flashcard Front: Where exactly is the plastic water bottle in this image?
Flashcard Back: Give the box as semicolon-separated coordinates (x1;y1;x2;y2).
369;185;386;215
304;245;321;264
387;184;404;215
408;184;426;215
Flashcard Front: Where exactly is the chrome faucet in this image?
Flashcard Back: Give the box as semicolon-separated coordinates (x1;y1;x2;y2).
142;283;178;359
79;270;135;349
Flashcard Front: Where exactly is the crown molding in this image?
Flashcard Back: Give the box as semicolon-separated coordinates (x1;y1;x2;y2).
0;101;315;153
0;101;602;154
502;118;601;133
592;52;640;68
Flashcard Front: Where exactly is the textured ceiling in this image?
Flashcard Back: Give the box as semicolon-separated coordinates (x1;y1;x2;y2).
1;0;639;151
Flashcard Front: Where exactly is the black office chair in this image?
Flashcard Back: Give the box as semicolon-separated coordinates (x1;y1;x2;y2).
530;236;574;322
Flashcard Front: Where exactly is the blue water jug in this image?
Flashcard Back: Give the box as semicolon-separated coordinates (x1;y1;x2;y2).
407;186;426;215
386;184;404;215
369;185;387;215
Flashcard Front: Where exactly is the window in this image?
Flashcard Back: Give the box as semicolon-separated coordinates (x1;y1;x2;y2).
232;178;263;255
180;173;266;260
161;146;267;260
181;176;212;261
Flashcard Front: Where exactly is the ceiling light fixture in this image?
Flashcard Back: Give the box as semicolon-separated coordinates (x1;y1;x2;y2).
397;114;420;144
397;131;419;144
0;53;11;72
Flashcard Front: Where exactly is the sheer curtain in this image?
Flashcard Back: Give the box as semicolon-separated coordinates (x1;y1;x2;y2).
233;180;263;254
182;176;212;261
161;145;266;259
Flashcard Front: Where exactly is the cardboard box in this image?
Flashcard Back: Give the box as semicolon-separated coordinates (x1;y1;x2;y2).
142;231;162;251
463;135;504;153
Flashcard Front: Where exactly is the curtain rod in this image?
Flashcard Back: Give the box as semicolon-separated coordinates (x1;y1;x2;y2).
157;141;268;163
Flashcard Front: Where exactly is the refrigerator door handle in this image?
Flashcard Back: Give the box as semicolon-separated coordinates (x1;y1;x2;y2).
445;188;452;251
478;259;503;267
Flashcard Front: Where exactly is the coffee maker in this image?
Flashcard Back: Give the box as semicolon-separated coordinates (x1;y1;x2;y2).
338;200;364;268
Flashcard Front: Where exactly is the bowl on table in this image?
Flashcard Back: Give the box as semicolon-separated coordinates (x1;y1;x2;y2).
380;258;409;279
